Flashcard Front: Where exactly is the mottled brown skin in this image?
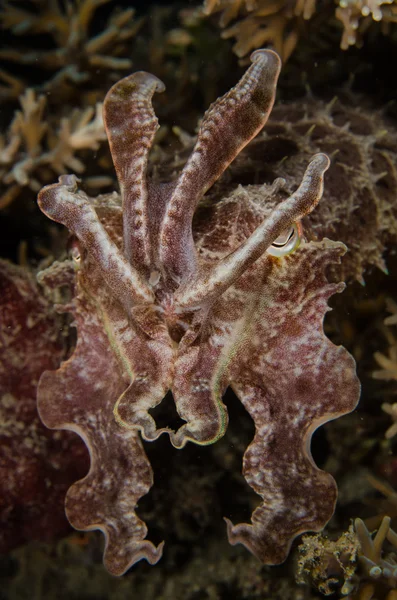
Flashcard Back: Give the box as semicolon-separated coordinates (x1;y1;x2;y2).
39;275;165;574
224;96;397;283
36;50;360;575
0;260;88;554
192;189;358;562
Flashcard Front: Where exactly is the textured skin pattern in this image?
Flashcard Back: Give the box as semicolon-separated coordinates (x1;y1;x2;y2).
226;95;397;283
194;189;359;562
0;260;88;553
36;50;360;575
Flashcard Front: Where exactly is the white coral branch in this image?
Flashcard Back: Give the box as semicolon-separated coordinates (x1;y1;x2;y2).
1;92;106;201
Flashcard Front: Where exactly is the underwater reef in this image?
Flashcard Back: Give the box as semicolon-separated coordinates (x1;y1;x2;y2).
203;0;397;61
1;1;397;600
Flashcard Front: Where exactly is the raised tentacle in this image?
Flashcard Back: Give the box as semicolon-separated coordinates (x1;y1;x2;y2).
103;72;165;269
159;49;281;283
174;153;330;309
38;175;154;308
110;304;175;441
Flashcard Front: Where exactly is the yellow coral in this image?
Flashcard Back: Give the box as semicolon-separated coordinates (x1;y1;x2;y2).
203;0;397;60
298;517;397;599
0;88;107;206
204;0;303;61
336;0;397;48
353;517;397;599
373;299;397;438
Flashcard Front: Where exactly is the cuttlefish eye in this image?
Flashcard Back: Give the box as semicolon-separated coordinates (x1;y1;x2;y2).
67;237;82;264
267;222;302;257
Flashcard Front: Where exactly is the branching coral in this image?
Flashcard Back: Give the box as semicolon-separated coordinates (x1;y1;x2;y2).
0;0;142;220
0;0;143;101
0;88;107;209
372;299;397;438
336;0;397;49
352;517;397;599
374;300;397;382
203;0;306;61
202;0;397;60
